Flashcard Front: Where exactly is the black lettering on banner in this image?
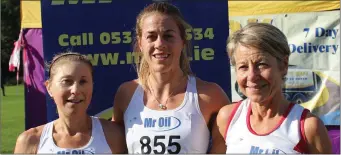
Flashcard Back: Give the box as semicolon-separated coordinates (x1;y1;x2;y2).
140;135;181;154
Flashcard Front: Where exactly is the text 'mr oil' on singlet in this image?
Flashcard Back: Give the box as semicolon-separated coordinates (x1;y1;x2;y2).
225;99;309;154
124;76;210;154
37;116;111;154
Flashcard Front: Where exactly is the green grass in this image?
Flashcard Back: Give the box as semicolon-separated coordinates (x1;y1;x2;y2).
1;85;25;154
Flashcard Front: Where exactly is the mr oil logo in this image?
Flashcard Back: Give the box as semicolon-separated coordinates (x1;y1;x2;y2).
249;146;286;154
56;147;95;154
143;116;181;132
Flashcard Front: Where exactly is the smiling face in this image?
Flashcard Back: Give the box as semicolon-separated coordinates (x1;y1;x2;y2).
234;45;286;103
138;13;184;73
46;61;93;116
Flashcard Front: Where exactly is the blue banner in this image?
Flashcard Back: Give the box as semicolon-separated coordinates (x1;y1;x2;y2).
41;0;230;122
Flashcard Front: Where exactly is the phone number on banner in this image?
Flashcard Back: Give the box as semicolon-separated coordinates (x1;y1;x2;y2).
58;28;215;46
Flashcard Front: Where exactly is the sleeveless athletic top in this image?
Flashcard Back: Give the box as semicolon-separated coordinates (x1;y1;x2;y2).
124;76;210;154
37;116;111;154
225;99;309;154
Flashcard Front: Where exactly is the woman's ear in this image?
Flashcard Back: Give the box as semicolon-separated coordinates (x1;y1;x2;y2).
44;80;53;98
138;37;143;53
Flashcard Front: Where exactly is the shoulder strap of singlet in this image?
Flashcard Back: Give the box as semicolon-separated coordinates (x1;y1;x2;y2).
91;116;105;138
125;84;144;115
38;121;54;149
223;100;243;139
294;108;310;153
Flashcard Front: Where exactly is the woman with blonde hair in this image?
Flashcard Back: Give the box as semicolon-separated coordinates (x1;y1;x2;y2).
14;52;127;154
215;23;332;154
112;2;231;154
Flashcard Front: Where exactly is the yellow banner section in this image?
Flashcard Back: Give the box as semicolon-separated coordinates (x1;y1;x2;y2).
229;1;340;17
21;0;41;28
21;1;340;28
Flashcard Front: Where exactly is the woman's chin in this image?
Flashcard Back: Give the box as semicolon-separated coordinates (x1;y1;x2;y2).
246;94;269;103
151;66;173;73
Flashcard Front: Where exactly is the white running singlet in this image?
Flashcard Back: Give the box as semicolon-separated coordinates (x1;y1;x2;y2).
225;99;309;154
37;116;112;154
124;76;210;154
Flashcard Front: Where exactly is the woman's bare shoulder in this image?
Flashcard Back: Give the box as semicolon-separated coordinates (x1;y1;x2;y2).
114;79;140;108
217;103;240;122
14;124;46;153
195;77;231;107
118;79;139;93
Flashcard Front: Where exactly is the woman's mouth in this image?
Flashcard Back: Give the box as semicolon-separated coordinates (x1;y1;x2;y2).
153;54;170;60
246;84;266;90
66;99;83;104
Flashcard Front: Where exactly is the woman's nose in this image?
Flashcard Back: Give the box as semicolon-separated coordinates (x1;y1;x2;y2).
155;36;166;50
70;82;81;95
247;66;260;82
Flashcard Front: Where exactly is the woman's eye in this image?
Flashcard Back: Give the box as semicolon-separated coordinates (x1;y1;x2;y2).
80;79;87;85
164;34;173;39
61;79;73;85
147;35;156;40
258;63;268;68
238;65;248;70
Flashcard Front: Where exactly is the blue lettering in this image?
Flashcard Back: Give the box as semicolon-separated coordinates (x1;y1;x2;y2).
307;43;312;53
332;29;339;39
165;117;171;127
325;29;338;39
312;45;319;53
250;146;283;154
159;117;165;127
319;45;325;52
272;149;276;154
290;43;338;54
56;150;90;154
289;44;296;53
259;149;264;154
325;45;330;53
297;45;303;53
302;43;312;53
316;27;325;37
144;118;156;128
333;45;339;54
316;28;339;39
250;146;260;154
326;29;332;37
265;149;269;154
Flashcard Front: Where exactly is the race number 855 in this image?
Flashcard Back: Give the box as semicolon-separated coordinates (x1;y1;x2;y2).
140;135;181;154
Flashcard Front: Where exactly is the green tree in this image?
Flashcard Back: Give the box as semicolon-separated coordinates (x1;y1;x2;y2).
1;0;21;84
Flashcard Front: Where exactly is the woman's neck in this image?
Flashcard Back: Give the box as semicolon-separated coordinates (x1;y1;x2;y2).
55;113;91;136
148;69;187;101
250;93;290;119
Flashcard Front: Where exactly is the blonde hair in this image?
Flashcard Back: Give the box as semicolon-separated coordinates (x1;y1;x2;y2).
227;23;290;66
133;2;193;88
46;51;93;82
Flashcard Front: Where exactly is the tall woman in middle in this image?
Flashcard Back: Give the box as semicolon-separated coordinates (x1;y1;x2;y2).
112;2;231;154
